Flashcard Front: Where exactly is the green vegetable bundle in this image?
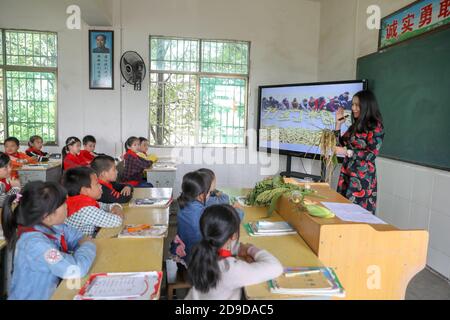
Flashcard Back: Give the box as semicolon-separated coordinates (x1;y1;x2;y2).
245;176;316;216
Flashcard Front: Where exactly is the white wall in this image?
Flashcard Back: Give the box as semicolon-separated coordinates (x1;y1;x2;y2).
0;0;322;192
317;0;450;279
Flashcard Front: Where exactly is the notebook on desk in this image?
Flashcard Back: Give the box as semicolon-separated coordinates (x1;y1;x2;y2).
74;272;162;300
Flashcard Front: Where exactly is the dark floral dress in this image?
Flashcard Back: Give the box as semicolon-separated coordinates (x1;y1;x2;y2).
335;122;384;214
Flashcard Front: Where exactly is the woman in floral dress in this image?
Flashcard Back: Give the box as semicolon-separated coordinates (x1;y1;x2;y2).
334;90;384;214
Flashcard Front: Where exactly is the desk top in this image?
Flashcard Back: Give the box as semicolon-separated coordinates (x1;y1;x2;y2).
224;189;324;300
51;237;164;300
96;188;171;239
0;239;6;250
17;161;62;171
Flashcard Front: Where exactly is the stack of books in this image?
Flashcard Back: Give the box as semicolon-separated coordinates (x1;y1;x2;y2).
244;221;297;237
269;267;345;298
118;224;168;238
75;272;162;300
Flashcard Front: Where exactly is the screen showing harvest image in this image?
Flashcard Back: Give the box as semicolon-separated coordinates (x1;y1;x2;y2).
258;82;365;157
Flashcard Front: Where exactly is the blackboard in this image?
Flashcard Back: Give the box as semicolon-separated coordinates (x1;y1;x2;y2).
357;26;450;171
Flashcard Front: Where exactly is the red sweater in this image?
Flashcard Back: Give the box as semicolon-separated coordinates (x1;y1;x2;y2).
63;152;90;170
79;150;95;163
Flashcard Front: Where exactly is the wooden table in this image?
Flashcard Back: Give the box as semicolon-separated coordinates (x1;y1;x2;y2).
17;161;62;185
51;188;172;300
234;201;325;300
226;180;428;300
51;238;163;300
96;188;171;239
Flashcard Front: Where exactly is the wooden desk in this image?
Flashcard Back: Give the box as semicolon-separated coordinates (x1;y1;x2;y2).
17;161;62;185
227;181;429;300
51;238;163;300
237;204;325;300
0;240;5;251
96;188;171;239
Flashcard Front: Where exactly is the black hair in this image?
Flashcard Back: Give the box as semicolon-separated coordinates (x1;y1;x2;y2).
188;204;241;293
61;136;81;160
197;168;216;181
1;181;67;250
351;90;383;134
82;135;96;146
28;135;43;147
177;171;213;208
91;155;115;176
4;137;20;147
124;136;139;151
0;152;11;168
138;137;149;144
62;166;96;196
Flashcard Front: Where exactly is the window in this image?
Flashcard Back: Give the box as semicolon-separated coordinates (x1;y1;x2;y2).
149;36;249;146
0;29;57;143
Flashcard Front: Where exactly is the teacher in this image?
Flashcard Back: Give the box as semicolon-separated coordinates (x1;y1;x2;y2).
334;90;384;214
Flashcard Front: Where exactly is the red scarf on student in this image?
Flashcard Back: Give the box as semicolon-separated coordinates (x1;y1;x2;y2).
124;149;139;159
17;225;68;253
79;150;95;163
26;147;46;157
98;179;121;198
66;194;100;218
0;178;12;192
218;248;233;259
64;152;90;170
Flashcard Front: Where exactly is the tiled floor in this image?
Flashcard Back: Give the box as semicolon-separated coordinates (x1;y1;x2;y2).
406;268;450;300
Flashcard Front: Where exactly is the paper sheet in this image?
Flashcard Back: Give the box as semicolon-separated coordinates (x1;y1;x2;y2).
321;202;387;224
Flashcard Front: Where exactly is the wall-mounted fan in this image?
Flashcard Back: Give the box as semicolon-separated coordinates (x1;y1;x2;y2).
120;51;146;91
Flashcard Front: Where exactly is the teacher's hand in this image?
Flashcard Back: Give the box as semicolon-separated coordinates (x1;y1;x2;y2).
335;146;347;156
335;107;346;130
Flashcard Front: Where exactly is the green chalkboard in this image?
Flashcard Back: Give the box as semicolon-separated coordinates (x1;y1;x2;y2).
357;26;450;171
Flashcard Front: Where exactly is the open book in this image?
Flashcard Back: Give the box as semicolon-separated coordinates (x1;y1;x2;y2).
118;224;168;238
74;272;162;300
269;267;345;298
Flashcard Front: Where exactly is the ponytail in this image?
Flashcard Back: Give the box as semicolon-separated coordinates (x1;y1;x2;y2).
188;204;241;293
2;195;19;249
188;239;221;292
177;171;212;208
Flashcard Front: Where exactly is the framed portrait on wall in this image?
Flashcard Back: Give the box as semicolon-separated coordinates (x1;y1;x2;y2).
89;30;114;89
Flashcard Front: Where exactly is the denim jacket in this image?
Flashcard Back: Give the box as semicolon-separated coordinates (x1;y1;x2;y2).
8;223;96;300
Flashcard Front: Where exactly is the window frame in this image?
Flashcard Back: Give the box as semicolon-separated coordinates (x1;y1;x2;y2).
149;35;250;148
0;28;58;146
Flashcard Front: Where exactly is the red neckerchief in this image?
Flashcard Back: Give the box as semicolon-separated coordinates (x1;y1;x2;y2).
218;248;233;259
79;150;95;162
98;179;121;199
125;149;139;159
65;152;89;166
66;194;100;217
17;225;68;253
26;147;45;157
0;178;12;192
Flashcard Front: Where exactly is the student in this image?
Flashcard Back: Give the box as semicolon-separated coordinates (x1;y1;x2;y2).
62;167;124;237
62;137;90;171
186;204;283;300
1;181;96;300
4;137;38;179
173;171;213;261
0;152;21;207
137;137;158;163
91;155;134;204
25;135;49;162
79;135;105;163
197;168;244;220
121;136;153;188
